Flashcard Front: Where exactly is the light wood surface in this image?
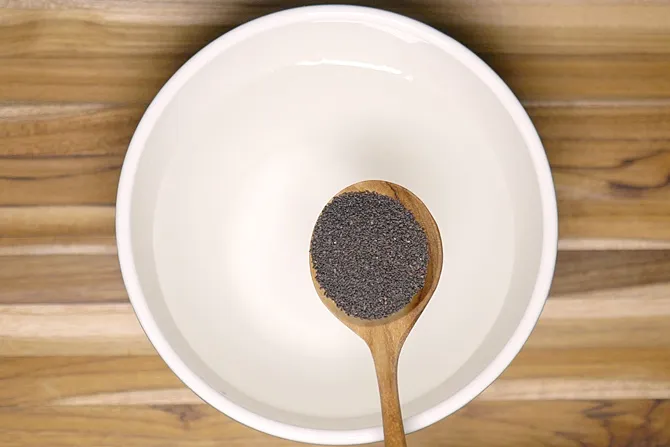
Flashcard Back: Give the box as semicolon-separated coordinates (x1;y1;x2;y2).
4;104;670;240
1;0;670;445
310;180;444;446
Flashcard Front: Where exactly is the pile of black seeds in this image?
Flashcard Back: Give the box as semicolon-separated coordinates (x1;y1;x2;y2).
310;191;429;320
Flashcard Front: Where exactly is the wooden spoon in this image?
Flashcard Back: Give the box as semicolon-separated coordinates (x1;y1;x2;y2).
310;180;443;447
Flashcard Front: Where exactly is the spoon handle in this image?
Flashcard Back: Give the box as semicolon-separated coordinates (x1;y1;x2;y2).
370;343;407;447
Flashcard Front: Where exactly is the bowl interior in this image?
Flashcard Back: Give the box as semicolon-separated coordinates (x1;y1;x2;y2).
121;7;552;441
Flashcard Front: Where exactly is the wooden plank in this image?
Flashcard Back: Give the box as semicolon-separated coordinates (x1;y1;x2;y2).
2;54;670;104
0;10;225;57
1;2;670;102
0;400;667;446
6;236;670;255
537;104;670;241
0;104;142;157
486;54;670;102
560;212;670;242
4;207;670;244
552;251;670;296
0;56;184;104
526;316;670;349
2;348;669;407
558;239;670;251
46;380;670;406
530;105;670;240
529;105;670;145
0;156;122;206
0;236;116;255
0;356;183;407
2;248;670;303
2;1;670;56
0;304;152;356
4;103;667;159
504;347;670;381
1;296;669;355
0;206;114;238
2;104;670;239
0;255;126;304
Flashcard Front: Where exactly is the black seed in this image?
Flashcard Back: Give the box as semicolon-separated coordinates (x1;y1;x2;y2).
310;191;429;320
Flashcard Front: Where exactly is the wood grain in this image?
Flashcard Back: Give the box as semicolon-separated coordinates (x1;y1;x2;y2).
558;239;670;251
3;54;670;104
42;380;670;406
2;104;670;241
0;236;116;255
2;297;669;356
504;348;670;382
552;250;670;296
0;103;141;157
2;0;670;444
2;348;670;407
0;57;184;103
10;235;670;255
0;356;183;407
0;304;152;356
0;206;114;238
0;156;122;205
0;401;668;446
2;249;669;304
533;105;670;241
2;1;670;102
0;255;125;304
0;0;669;57
0;248;667;362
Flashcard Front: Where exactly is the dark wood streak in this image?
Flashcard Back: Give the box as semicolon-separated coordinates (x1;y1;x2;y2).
0;154;124;160
0;165;120;181
580;400;670;447
554;431;589;447
620;150;669;168
552;250;670;296
583;403;619;447
151;405;205;428
584;401;622;421
627;400;664;447
610;175;670;193
550;150;668;171
386;182;402;202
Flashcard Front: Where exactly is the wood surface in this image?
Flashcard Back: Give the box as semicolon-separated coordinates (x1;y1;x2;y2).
310;180;444;446
1;0;670;445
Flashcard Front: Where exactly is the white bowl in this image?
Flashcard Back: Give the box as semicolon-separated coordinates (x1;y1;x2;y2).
116;5;557;445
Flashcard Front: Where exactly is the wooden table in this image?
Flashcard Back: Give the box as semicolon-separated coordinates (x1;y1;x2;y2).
1;1;670;445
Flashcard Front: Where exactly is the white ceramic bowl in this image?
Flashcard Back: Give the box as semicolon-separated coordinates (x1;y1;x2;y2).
117;5;557;445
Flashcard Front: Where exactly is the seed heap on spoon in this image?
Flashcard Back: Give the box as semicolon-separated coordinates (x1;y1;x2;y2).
309;181;442;447
310;191;429;320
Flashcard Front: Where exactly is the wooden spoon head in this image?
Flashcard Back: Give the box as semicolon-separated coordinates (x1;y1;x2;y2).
310;180;443;348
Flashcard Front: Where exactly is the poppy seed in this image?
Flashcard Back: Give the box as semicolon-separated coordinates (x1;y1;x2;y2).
310;191;429;320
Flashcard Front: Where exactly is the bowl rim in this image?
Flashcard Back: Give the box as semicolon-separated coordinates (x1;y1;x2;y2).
116;5;558;445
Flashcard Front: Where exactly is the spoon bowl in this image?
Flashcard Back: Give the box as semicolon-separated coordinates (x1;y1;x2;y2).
310;180;444;446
